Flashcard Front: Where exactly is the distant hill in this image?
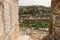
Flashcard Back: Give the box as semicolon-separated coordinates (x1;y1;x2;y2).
19;6;51;19
19;6;51;28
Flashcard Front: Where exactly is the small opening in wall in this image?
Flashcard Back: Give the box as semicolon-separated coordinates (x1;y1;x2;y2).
19;0;51;40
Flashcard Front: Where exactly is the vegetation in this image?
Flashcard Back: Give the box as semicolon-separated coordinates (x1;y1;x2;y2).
19;6;51;28
19;6;51;18
20;20;49;28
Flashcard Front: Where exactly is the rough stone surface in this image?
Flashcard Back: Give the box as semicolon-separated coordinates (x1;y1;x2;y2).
0;0;19;40
42;0;60;40
0;0;60;40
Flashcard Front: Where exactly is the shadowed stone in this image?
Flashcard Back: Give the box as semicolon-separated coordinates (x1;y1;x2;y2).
42;0;60;40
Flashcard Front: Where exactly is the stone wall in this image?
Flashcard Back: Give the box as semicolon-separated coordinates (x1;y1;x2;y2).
0;0;19;40
51;0;60;40
42;0;60;40
0;0;60;40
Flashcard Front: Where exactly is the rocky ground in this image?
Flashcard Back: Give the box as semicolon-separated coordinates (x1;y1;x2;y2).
18;27;49;40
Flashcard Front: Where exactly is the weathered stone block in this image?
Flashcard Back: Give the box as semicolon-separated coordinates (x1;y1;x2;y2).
0;0;19;40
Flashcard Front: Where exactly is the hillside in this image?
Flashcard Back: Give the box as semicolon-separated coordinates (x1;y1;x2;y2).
19;6;51;19
19;6;51;28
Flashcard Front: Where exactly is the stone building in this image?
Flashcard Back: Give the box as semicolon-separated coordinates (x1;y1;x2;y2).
0;0;19;40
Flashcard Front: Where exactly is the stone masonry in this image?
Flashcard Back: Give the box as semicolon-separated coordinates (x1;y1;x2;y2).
42;0;60;40
0;0;19;40
51;0;60;40
0;0;60;40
